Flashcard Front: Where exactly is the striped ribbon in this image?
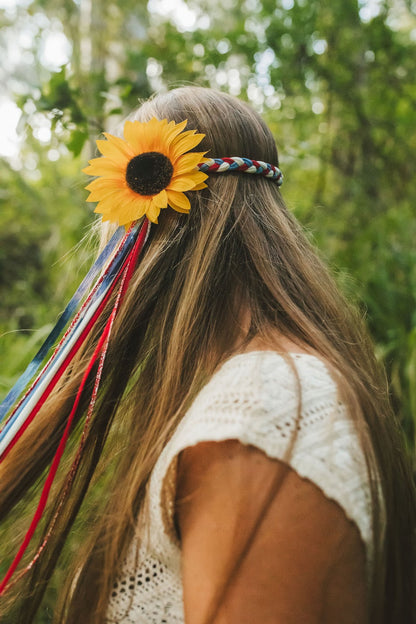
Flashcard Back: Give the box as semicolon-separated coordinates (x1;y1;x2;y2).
0;220;147;459
198;157;283;184
0;218;150;595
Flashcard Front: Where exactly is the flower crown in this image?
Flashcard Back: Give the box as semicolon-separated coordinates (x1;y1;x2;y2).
83;117;283;226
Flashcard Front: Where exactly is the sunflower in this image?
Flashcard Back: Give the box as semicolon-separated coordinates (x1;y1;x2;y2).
83;117;208;226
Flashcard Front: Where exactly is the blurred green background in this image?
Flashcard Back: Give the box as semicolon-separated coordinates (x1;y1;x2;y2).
1;0;415;462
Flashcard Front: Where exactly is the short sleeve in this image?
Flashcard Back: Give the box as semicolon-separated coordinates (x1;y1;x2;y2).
145;352;375;581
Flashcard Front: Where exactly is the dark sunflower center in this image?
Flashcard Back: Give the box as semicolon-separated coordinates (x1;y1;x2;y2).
125;151;173;196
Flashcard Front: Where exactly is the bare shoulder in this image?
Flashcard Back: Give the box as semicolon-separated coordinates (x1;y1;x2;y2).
176;440;368;624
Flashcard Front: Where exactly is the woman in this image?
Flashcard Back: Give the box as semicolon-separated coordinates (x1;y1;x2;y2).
0;86;415;623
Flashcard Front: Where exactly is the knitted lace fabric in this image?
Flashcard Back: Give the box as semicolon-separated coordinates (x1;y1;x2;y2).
106;351;376;624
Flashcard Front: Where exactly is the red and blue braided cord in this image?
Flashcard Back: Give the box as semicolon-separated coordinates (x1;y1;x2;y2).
197;157;283;185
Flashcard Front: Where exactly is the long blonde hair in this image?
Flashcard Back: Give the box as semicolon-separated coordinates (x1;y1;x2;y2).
1;87;415;623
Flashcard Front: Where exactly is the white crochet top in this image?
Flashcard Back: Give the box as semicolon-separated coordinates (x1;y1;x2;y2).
106;351;374;624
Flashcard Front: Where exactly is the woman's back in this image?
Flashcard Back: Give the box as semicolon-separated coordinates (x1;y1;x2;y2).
107;351;373;623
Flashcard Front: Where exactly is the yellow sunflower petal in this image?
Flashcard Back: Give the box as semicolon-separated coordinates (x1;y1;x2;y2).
96;137;134;163
173;151;207;176
100;213;116;224
171;171;208;189
146;199;162;224
94;204;114;215
166;190;191;213
103;132;137;159
168;171;208;191
117;196;143;217
123;120;148;153
87;188;125;204
96;195;146;226
91;184;141;212
102;209;133;227
119;199;147;225
139;117;170;153
152;189;168;209
192;171;209;185
163;119;188;142
85;177;126;193
191;181;208;190
146;122;177;155
169;132;206;162
93;197;125;215
83;158;125;178
87;185;135;205
123;120;158;155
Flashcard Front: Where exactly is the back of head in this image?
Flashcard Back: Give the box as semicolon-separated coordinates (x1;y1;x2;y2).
133;86;279;163
111;87;321;365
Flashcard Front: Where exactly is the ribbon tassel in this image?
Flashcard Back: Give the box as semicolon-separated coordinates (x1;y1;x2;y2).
0;218;149;595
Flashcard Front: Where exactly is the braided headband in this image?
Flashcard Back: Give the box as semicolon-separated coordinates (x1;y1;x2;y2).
0;117;283;594
198;157;283;183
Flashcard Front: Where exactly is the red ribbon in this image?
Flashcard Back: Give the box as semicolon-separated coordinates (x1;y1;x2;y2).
0;219;149;595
